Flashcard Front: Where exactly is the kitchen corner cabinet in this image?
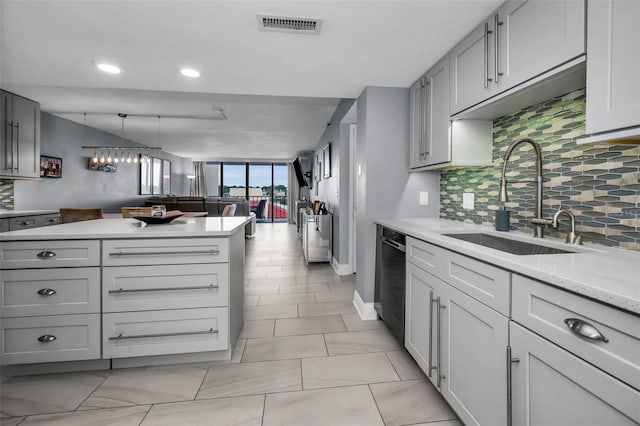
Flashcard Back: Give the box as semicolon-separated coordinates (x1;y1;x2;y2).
405;237;509;426
0;90;41;179
450;0;585;115
409;55;492;171
409;55;450;169
585;0;640;137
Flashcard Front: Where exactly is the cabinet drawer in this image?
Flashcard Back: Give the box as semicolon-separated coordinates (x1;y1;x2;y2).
0;240;100;269
102;238;229;266
512;274;640;391
0;218;8;233
102;263;229;312
1;267;100;317
439;248;510;316
35;213;62;227
1;314;101;365
102;308;229;358
9;216;38;231
406;237;439;277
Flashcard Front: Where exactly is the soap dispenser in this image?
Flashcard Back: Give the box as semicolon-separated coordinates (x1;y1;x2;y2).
495;205;510;231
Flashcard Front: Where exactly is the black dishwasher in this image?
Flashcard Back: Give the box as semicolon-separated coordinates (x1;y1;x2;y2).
374;225;406;344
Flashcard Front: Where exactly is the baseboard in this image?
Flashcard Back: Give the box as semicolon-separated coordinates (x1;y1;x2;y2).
332;257;352;276
352;290;378;321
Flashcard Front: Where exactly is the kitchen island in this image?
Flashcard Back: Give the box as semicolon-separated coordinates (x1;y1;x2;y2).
0;216;249;374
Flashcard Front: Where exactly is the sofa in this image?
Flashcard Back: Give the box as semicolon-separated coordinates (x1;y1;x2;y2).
144;196;254;235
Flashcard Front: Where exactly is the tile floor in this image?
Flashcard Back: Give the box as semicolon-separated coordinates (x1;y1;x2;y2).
0;223;461;426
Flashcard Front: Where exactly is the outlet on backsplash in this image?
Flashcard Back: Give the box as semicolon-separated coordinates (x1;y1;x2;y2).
463;193;475;210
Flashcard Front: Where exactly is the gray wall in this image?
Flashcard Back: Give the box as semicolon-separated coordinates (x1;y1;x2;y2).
312;99;356;265
14;113;191;213
355;87;440;303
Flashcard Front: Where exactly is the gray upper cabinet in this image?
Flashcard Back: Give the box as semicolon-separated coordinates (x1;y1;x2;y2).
409;54;451;169
585;0;640;138
0;90;41;179
450;0;585;116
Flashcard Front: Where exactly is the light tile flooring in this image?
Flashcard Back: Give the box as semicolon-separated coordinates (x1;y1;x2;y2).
0;223;461;426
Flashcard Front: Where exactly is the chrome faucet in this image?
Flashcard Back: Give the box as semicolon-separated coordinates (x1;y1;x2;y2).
533;208;583;245
498;138;545;238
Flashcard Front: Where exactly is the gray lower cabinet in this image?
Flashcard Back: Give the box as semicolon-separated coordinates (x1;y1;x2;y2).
0;218;8;232
0;213;62;232
585;0;640;137
406;237;509;426
510;322;639;425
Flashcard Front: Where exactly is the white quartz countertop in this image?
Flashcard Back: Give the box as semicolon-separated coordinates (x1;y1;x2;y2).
0;209;58;218
0;216;250;240
375;218;640;314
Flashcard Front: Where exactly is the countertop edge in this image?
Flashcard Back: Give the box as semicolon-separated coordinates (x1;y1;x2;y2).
375;218;640;315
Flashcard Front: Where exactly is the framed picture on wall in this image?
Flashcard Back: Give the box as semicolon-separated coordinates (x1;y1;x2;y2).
40;155;62;178
323;143;331;178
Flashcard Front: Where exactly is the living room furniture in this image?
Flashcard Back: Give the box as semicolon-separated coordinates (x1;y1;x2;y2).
251;199;267;222
221;204;236;217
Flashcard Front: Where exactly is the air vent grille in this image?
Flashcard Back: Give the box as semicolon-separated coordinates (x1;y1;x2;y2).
257;14;322;35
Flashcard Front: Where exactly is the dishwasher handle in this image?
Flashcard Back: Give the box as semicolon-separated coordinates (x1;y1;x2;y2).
382;238;406;253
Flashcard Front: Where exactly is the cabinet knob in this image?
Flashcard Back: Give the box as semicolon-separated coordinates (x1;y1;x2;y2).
36;251;56;259
37;288;57;296
37;335;57;343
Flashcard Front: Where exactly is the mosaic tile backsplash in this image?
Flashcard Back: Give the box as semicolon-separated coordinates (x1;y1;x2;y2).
440;89;640;251
0;179;14;209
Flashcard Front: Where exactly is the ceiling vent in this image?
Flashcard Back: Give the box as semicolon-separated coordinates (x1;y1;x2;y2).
257;14;322;35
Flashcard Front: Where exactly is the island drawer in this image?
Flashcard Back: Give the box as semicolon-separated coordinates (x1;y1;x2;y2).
102;238;229;266
1;313;101;365
102;263;229;312
0;240;100;269
102;307;229;358
35;213;62;228
1;267;100;317
512;274;640;391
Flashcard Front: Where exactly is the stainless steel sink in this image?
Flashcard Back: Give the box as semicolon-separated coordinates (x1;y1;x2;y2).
442;233;577;255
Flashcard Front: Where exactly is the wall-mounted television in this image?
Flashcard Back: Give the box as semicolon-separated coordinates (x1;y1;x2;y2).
292;157;308;188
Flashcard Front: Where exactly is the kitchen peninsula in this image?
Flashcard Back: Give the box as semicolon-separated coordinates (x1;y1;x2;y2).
0;216;249;374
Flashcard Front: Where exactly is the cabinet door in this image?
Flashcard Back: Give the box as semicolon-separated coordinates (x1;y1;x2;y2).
586;0;640;134
12;94;40;178
496;0;585;93
0;91;12;175
440;284;509;426
405;262;438;386
409;78;425;169
450;20;497;115
424;55;451;166
510;322;640;425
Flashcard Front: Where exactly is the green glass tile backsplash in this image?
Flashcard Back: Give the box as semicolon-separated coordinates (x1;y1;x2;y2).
0;179;14;210
440;89;640;251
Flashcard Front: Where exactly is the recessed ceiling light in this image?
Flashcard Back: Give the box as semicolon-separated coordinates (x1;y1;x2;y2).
95;62;122;74
180;68;201;78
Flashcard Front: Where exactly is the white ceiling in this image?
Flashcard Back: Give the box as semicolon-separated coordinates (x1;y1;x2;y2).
0;0;502;161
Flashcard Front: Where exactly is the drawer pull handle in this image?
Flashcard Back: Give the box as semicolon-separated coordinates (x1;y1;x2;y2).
47;218;59;223
109;249;220;257
108;284;219;294
564;318;609;343
37;335;57;343
37;288;57;296
36;251;57;258
108;328;218;341
20;221;33;226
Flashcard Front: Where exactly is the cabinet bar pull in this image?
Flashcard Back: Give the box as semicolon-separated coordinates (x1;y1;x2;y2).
494;14;503;84
37;288;57;296
109;249;219;257
14;122;19;171
428;290;435;377
484;22;493;88
109;328;218;341
507;345;513;426
108;284;219;294
564;318;609;343
436;296;443;388
36;250;56;258
37;335;57;343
